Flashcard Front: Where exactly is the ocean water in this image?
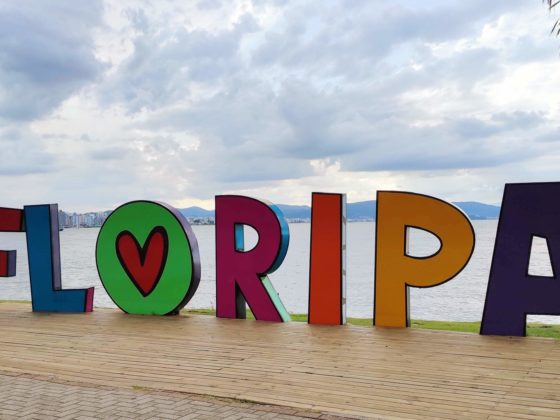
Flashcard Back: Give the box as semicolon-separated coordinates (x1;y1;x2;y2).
0;221;558;324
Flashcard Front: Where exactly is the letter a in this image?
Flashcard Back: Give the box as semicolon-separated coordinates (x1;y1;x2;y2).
481;183;560;336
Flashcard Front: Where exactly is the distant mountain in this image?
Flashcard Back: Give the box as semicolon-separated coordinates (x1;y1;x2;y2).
347;201;376;220
178;205;312;220
179;206;215;218
342;200;500;220
452;201;500;220
275;204;311;219
179;200;500;221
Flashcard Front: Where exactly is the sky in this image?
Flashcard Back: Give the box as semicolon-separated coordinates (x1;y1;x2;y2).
1;0;560;212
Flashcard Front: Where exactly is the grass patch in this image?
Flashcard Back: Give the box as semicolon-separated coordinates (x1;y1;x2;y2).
404;320;560;338
411;319;480;334
0;300;31;304
183;308;560;339
524;323;560;339
183;308;217;316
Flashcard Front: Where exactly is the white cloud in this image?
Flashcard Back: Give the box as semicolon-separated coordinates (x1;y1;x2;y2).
1;0;560;211
0;1;105;122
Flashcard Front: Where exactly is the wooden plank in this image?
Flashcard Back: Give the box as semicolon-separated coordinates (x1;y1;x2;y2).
0;303;558;419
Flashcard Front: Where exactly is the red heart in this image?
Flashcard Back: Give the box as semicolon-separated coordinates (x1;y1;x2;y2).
116;227;169;296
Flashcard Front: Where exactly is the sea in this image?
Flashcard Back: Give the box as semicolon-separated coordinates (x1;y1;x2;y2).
1;221;558;324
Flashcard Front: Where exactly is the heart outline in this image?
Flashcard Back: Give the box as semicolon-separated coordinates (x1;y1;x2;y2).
115;226;169;297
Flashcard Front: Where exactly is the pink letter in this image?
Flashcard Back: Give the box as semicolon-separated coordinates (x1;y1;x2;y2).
215;195;290;322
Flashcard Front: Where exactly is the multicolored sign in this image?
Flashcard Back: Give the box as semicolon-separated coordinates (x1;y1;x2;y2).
1;182;560;337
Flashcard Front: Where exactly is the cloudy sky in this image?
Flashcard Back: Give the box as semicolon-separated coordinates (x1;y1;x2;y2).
1;0;559;211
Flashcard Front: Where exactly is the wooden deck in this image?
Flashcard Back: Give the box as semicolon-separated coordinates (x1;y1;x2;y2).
0;303;559;419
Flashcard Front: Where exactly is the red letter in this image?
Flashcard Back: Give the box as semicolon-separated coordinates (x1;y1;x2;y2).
308;193;346;325
0;207;24;277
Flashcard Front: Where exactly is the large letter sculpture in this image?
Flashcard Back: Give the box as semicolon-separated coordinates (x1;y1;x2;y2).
308;193;346;325
96;201;200;315
25;204;94;312
481;183;560;336
374;192;475;327
215;195;290;322
0;207;24;277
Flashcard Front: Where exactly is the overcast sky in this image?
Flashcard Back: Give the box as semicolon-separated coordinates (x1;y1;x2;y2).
1;0;559;211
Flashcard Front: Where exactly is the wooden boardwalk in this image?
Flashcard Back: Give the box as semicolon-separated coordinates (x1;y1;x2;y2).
0;303;558;419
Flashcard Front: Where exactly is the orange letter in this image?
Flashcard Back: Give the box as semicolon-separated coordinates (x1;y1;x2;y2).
374;192;475;328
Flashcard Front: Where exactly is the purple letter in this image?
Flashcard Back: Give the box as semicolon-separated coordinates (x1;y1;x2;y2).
481;183;560;336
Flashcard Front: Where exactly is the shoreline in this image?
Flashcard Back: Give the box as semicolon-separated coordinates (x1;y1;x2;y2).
185;308;560;339
2;301;557;339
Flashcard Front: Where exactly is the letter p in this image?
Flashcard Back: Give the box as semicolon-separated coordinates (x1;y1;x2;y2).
374;192;475;328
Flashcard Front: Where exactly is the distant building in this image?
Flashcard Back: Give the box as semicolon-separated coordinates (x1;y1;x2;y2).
57;210;112;228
